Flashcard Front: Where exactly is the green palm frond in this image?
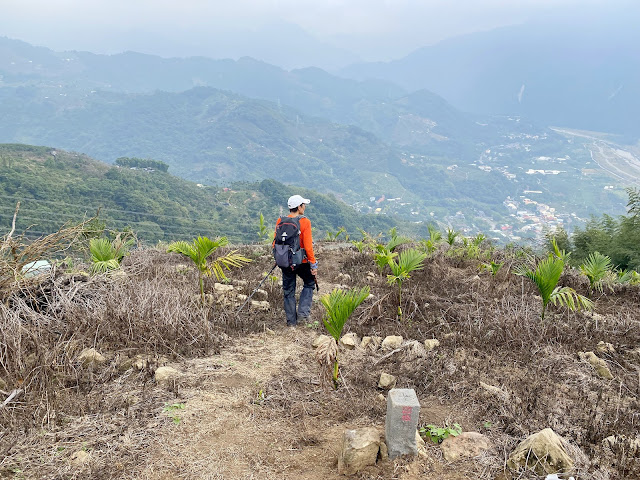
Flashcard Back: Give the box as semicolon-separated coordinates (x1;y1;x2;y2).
89;237;121;273
580;251;612;292
427;224;442;243
167;235;247;300
550;237;571;262
374;245;397;273
387;235;411;252
209;252;252;280
419;238;438;254
389;248;428;279
617;269;640;285
550;286;594;312
167;240;197;262
515;254;595;319
446;228;459;246
472;233;486;247
514;255;564;310
90;237;116;262
321;286;370;342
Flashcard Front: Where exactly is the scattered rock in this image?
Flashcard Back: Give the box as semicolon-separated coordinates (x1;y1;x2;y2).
423;338;440;351
377;393;386;403
236;294;248;302
340;333;360;349
155;366;180;386
378;373;397;389
254;288;268;299
361;336;382;352
250;300;270;311
133;354;153;371
367;271;376;278
479;381;510;402
336;273;352;282
441;432;493;462
416;430;428;458
454;348;466;363
313;335;331;348
213;283;234;293
596;341;616;354
78;348;107;366
578;351;613;379
109;270;128;281
70;450;91;466
337;427;381;475
234;279;249;286
265;328;276;335
507;428;574;475
381;336;403;351
379;439;389;461
407;341;427;359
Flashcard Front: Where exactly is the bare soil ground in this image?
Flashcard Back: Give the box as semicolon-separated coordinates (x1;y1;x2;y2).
1;243;639;479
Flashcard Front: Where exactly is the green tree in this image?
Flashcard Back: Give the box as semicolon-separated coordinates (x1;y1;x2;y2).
167;236;251;301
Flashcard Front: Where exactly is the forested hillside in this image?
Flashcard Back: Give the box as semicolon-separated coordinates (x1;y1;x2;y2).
0;144;400;243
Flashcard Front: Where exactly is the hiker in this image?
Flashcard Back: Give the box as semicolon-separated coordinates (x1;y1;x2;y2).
273;195;317;326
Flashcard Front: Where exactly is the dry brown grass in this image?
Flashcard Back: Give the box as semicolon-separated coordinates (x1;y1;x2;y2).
1;239;639;479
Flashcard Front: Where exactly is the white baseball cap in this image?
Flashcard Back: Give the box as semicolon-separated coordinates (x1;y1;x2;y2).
287;195;310;209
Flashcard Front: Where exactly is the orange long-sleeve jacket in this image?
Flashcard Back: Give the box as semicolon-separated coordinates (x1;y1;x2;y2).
273;214;316;266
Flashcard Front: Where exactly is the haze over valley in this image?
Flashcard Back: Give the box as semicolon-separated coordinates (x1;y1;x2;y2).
0;0;638;243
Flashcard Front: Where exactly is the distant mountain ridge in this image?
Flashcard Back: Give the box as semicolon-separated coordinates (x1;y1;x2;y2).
0;36;480;154
339;18;640;139
0;36;636;240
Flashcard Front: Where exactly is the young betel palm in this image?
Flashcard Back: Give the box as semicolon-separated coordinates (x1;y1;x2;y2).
387;248;428;321
317;286;370;389
374;227;411;272
580;251;613;294
167;236;251;302
89;234;135;274
514;254;593;320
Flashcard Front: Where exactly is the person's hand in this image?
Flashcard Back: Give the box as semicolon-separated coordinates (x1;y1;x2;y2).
311;268;317;276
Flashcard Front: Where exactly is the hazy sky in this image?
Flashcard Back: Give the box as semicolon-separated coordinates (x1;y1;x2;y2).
0;0;632;66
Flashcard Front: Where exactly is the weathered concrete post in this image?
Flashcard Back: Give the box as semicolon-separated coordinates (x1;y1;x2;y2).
385;388;420;458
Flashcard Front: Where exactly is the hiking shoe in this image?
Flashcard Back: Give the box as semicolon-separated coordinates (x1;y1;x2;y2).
297;316;309;324
287;321;298;327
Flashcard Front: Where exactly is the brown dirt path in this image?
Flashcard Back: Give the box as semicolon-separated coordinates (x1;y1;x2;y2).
130;327;455;480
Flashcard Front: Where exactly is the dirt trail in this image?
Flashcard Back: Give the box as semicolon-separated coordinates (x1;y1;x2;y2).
134;327;425;480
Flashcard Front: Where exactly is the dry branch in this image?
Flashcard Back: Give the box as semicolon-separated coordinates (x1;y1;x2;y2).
0;389;23;410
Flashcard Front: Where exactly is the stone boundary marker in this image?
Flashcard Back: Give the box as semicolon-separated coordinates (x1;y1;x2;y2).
385;388;420;458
